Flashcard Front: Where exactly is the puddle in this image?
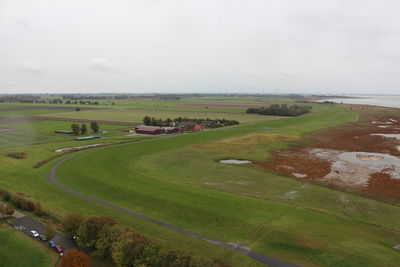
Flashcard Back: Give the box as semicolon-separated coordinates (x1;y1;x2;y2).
293;173;307;178
219;159;252;164
54;143;105;152
312;150;400;186
370;133;400;140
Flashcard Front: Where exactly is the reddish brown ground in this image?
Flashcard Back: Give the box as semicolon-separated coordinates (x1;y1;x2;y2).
365;172;400;198
260;105;400;198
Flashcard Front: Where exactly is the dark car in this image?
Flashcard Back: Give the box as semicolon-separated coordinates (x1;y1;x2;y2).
38;234;47;242
54;245;64;253
48;241;56;248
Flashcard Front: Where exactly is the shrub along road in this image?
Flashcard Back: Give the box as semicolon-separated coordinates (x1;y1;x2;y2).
47;146;298;267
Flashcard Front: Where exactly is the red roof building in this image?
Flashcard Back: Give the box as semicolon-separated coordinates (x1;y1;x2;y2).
135;125;163;135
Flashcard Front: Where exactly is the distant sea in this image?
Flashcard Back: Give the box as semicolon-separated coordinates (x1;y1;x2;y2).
319;95;400;109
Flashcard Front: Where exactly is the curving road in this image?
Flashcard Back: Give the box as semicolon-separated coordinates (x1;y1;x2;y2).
47;148;299;267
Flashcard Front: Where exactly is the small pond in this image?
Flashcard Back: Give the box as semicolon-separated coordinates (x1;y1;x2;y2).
219;159;252;165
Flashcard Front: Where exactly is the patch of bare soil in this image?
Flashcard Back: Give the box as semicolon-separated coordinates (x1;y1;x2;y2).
259;106;400;198
356;154;383;161
0;127;16;132
0;116;45;124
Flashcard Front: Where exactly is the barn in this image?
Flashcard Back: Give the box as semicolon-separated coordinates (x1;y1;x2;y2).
135;125;164;135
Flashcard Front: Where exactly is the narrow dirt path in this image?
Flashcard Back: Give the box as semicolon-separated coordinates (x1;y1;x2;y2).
46;144;298;267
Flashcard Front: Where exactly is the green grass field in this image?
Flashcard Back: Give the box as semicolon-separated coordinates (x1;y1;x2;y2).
54;106;400;266
0;225;53;267
1;99;400;266
0;120;128;148
39;108;273;123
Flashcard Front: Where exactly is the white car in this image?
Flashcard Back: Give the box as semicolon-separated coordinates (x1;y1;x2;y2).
29;230;40;238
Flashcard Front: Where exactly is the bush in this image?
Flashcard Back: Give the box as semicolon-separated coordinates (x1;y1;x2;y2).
6;152;27;159
45;224;55;240
62;213;85;238
60;250;90;267
10;195;34;211
33;201;46;217
0;189;11;201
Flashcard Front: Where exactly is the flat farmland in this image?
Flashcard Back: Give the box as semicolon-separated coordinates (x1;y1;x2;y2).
2;100;400;266
39;108;274;123
52;105;400;266
0;120;126;148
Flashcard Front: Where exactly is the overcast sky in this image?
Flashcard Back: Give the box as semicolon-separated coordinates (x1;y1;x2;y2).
1;0;399;94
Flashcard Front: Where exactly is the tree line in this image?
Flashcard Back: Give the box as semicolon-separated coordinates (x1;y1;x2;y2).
0;188;55;239
71;122;99;135
62;213;233;267
246;104;312;116
142;116;239;128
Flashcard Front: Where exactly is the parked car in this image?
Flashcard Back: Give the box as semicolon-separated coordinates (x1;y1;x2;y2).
54;245;64;253
38;234;47;242
29;230;39;238
48;241;56;248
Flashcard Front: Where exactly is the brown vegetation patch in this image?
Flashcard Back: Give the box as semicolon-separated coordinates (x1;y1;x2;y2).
260;108;400;198
6;152;27;159
364;172;400;197
259;149;331;179
196;133;298;154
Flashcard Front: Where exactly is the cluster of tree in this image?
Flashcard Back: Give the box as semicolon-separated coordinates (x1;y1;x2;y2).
0;189;45;217
0;188;56;240
70;122;99;135
49;98;63;104
65;100;100;105
62;214;232;267
142;116;239;128
247;104;312;116
0;95;41;103
62;95;109;100
0;203;14;217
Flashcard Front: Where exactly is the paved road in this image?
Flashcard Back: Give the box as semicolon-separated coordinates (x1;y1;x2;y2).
47;147;299;267
9;216;77;251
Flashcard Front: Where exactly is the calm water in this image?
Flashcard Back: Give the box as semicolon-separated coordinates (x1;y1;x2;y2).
320;95;400;108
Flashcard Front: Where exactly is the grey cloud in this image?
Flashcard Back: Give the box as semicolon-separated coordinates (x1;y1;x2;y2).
89;57;121;73
280;71;296;78
1;0;400;94
19;60;43;74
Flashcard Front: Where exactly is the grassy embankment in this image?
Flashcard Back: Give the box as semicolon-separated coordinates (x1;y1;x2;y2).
0;225;54;267
53;105;400;266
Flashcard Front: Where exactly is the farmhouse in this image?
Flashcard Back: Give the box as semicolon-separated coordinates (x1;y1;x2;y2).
163;127;181;134
180;121;203;131
135;125;163;135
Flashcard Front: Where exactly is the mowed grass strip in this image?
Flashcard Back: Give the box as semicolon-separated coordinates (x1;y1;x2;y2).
0;225;53;267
